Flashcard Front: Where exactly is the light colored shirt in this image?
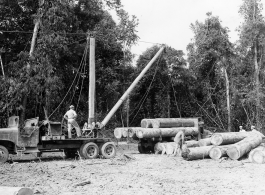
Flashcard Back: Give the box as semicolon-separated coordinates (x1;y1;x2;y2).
64;109;77;120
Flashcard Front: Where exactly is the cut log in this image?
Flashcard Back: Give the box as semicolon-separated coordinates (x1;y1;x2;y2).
182;145;213;161
128;127;142;139
136;127;198;139
227;133;262;160
198;138;212;147
140;119;158;128
0;187;33;195
252;149;265;164
185;140;200;148
248;143;265;163
122;128;128;138
210;132;248;146
114;128;129;139
209;145;233;160
152;118;197;128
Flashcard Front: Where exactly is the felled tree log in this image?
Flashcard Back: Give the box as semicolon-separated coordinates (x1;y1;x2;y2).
114;128;129;139
210;132;248;146
252;149;265;164
0;187;33;195
198;138;212;146
154;142;176;155
136;127;198;139
128;128;141;139
182;145;213;161
122;128;128;138
227;133;262;160
209;145;233;160
152;118;196;128
140;119;158;128
248;143;265;163
185;140;200;148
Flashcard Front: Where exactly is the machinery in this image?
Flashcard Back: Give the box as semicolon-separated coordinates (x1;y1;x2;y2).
0;38;165;163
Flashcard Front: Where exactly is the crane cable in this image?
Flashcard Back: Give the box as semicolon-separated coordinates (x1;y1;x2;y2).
129;53;163;126
48;38;89;119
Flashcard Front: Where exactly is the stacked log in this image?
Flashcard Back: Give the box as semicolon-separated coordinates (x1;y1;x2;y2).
153;118;197;128
209;145;233;160
198;138;212;146
136;127;198;139
226;133;262;160
210;132;248;146
185;140;200;148
248;144;265;163
252;147;265;164
182;145;213;161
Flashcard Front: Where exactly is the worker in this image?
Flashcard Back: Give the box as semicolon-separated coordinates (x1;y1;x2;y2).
64;105;81;138
251;125;257;132
239;126;246;132
172;130;185;157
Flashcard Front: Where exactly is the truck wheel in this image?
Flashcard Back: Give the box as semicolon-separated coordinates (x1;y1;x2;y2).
80;142;99;159
100;142;116;159
138;142;147;154
0;145;9;163
64;150;77;159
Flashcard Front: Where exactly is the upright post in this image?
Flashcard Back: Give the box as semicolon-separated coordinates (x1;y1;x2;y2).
88;37;95;125
0;54;4;77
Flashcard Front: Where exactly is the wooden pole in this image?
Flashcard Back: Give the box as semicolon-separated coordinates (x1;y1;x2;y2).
88;37;95;125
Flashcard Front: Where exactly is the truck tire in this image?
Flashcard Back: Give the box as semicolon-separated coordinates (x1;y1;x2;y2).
100;142;116;159
80;142;99;159
0;145;9;163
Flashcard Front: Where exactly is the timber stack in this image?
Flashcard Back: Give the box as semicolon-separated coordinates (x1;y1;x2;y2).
114;117;203;140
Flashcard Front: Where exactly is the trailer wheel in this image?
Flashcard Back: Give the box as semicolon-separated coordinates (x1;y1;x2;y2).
80;142;99;159
138;142;148;154
0;145;9;163
100;142;116;159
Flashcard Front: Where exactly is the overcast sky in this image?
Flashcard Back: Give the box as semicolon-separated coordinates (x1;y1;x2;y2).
115;0;265;60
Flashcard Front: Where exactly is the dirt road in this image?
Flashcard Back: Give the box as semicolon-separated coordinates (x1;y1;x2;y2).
0;143;265;195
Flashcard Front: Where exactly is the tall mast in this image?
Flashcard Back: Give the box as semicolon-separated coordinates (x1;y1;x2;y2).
88;37;95;125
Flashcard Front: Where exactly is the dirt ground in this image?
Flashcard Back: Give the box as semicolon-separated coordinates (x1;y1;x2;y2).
1;142;265;195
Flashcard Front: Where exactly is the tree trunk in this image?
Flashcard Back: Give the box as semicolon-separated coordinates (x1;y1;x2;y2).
140;119;159;128
224;67;231;132
185;140;200;148
248;144;265;163
227;133;262;160
182;145;213;161
167;90;170;118
210;132;248;146
136;127;198;139
254;40;261;131
209;145;233;160
154;118;197;128
0;187;33;195
198;138;212;146
252;147;265;164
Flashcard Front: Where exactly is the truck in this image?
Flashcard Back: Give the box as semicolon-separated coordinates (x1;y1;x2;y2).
0;38;165;163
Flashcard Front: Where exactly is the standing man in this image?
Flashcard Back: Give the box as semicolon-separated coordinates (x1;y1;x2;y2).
239;126;246;132
64;105;81;138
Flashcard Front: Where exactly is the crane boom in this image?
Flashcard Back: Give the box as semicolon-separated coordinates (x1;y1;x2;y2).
98;46;165;129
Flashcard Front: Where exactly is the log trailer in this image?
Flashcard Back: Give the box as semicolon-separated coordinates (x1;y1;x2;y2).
0;38;165;163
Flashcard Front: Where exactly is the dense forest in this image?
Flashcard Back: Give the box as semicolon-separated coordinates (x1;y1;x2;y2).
0;0;265;135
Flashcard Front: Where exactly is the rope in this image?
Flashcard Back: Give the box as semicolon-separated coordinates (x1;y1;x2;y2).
48;38;89;118
168;73;182;117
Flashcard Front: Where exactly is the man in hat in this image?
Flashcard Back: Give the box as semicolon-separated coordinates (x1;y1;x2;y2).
64;105;81;138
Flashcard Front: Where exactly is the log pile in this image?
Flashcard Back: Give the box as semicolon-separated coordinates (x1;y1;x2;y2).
114;118;202;139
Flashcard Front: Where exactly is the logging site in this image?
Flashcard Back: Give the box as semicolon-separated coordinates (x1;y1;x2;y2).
1;0;265;195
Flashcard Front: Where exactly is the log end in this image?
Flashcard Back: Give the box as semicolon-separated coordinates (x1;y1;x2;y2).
252;151;265;164
209;147;222;160
114;128;122;139
227;147;240;160
211;134;223;146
